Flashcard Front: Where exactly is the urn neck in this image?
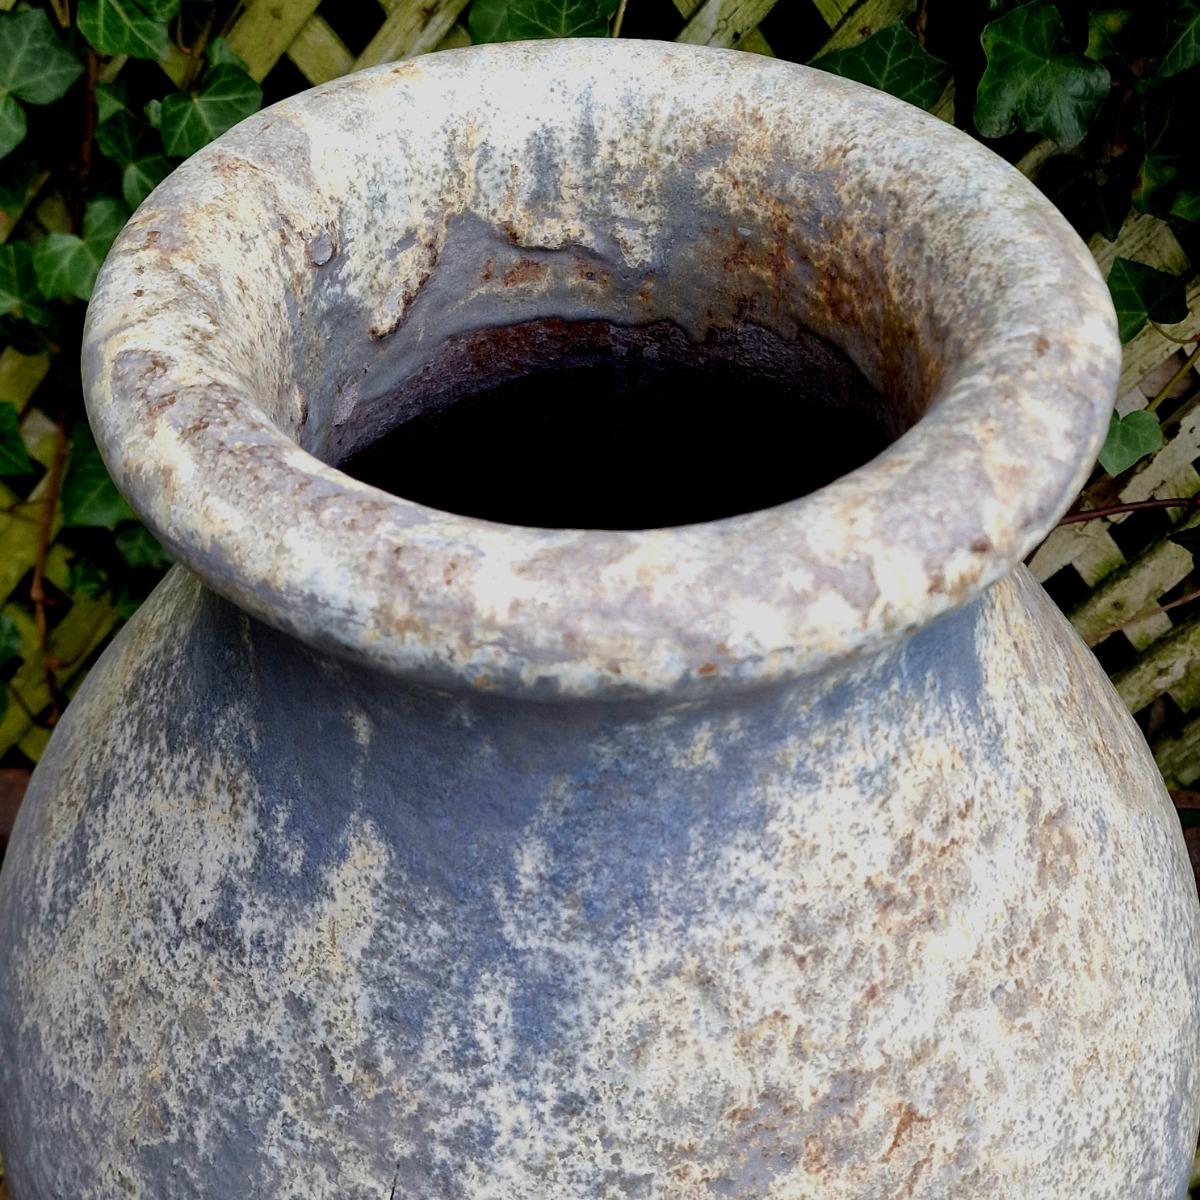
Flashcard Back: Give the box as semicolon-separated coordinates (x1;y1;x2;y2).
82;41;1119;702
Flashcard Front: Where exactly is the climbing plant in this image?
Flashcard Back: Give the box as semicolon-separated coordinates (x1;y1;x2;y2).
0;0;1198;757
0;0;261;739
804;0;1199;473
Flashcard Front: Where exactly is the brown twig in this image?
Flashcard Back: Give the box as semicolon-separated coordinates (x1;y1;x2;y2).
1149;321;1200;347
182;7;218;90
1058;496;1200;524
45;0;69;28
1148;342;1200;414
914;0;929;45
611;0;630;37
1088;584;1200;645
71;50;100;232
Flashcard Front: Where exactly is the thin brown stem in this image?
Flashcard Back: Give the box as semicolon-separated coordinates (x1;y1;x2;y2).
1149;321;1200;346
611;0;630;37
183;7;217;90
914;0;929;45
1058;496;1200;525
1088;585;1200;645
46;0;70;28
71;50;99;232
1148;342;1200;414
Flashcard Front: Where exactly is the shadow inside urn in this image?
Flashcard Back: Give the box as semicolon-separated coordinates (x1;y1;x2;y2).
340;318;899;530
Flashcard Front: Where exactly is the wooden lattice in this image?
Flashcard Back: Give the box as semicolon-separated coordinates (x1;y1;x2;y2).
2;0;1198;785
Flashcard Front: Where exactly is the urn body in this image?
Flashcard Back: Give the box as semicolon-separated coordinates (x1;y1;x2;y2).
1;37;1196;1200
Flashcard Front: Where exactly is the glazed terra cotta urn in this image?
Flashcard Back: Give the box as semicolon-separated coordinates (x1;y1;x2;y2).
1;38;1198;1200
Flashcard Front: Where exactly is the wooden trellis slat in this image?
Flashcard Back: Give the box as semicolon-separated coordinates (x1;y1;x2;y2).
818;0;911;50
356;0;474;68
7;0;1200;789
285;14;354;83
676;0;781;48
673;0;774;55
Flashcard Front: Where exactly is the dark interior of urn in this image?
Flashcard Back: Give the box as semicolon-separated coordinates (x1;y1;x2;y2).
340;317;897;531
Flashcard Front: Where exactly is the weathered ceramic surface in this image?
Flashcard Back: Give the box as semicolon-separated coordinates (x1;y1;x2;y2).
0;38;1196;1200
76;39;1118;699
2;568;1197;1198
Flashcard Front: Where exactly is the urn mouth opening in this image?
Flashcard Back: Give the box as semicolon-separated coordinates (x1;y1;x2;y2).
337;316;899;531
82;40;1120;700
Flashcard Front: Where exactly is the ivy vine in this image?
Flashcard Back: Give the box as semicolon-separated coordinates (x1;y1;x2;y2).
0;0;264;728
0;0;1197;733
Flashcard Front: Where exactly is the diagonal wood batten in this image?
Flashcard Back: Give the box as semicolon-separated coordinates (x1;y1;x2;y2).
5;0;1200;792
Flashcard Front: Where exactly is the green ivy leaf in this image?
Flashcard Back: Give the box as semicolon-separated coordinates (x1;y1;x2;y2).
0;401;32;476
95;109;148;165
1085;8;1134;61
0;92;25;161
115;522;171;569
77;0;170;61
1107;256;1188;341
138;0;180;21
501;0;616;40
975;2;1110;147
67;556;108;600
1158;1;1200;80
1038;155;1129;242
1171;187;1200;222
0;242;50;326
95;81;129;123
62;424;134;529
159;65;262;158
811;20;950;109
814;23;951;110
205;36;248;71
0;612;20;664
468;0;511;43
122;153;172;208
1099;409;1162;475
82;195;128;245
1134;88;1196;217
0;8;83;106
0;610;20;718
144;97;162;128
33;195;128;302
113;583;141;621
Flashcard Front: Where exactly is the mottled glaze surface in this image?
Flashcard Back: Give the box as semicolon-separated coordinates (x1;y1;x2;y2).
0;38;1196;1200
2;570;1197;1198
78;39;1118;698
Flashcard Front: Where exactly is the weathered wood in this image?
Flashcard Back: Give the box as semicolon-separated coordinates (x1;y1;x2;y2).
225;0;322;81
1028;521;1126;587
1114;613;1200;715
436;21;473;50
356;0;474;69
288;14;354;84
676;0;781;49
812;0;856;25
1155;714;1200;787
1090;211;1189;277
1069;534;1194;648
673;0;774;54
818;0;913;52
1120;277;1200;394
